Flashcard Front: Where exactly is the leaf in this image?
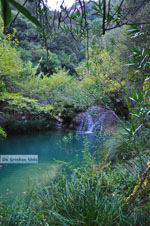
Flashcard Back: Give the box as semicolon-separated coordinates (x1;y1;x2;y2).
106;13;113;21
1;0;12;27
134;124;142;134
93;12;102;16
129;97;137;102
8;0;42;27
144;77;150;82
92;6;99;11
76;10;80;17
146;122;150;127
131;113;140;118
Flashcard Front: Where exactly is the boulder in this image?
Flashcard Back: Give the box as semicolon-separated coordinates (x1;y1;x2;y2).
69;105;116;132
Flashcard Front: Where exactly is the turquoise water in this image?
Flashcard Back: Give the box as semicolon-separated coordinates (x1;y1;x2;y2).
0;130;95;203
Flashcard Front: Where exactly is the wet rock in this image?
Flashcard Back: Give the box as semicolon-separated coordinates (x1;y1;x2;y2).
69;105;116;132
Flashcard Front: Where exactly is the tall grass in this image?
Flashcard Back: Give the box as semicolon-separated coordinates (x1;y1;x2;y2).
1;167;125;225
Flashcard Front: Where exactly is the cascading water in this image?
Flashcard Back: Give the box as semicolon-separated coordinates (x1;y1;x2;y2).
92;112;107;132
70;106;116;133
78;113;95;133
78;112;107;133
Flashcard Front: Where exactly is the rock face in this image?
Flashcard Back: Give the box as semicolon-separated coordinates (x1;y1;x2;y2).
69;106;116;132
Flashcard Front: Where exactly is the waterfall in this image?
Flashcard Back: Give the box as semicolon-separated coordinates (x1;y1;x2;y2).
77;112;107;133
78;113;94;133
70;106;116;133
92;113;107;132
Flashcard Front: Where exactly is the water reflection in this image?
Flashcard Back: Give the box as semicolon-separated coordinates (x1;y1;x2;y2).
0;130;95;202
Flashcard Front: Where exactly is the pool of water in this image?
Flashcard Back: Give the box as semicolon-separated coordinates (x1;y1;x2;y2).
0;130;95;203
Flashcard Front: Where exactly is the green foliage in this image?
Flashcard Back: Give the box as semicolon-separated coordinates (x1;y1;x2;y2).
1;0;12;27
127;44;150;85
12;11;84;75
0;27;58;132
22;61;40;77
0;0;41;28
77;47;126;104
0;26;23;87
0;125;6;139
17;69;97;118
4;118;56;133
40;51;61;74
127;90;150;128
102;126;150;163
0;92;54;114
19;70;70;100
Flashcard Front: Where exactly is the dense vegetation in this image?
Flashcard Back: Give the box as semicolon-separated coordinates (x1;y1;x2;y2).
0;0;150;225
